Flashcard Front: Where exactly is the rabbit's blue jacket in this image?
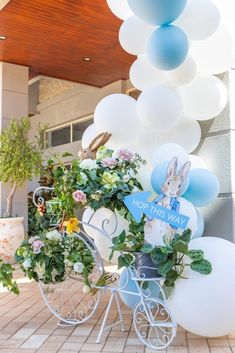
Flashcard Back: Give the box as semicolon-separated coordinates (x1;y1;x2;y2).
152;193;180;230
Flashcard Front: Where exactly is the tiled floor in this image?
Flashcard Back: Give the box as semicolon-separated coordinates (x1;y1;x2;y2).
0;270;235;353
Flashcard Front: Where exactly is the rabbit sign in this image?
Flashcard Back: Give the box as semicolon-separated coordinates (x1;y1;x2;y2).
124;157;191;246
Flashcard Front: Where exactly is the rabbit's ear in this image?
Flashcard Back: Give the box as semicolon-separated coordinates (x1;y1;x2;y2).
167;157;178;178
178;161;191;182
89;132;111;152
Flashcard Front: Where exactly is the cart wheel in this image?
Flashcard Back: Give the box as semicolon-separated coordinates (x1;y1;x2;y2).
39;230;104;326
133;298;177;350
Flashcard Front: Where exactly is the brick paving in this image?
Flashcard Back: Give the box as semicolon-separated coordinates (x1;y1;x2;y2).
0;270;235;353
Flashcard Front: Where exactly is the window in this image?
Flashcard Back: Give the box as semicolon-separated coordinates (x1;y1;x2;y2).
46;126;71;147
72;119;92;142
45;115;93;148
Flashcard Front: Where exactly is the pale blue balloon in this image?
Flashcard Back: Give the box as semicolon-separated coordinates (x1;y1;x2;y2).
147;25;189;71
192;209;205;239
151;161;189;197
128;0;188;26
183;169;220;207
118;268;160;309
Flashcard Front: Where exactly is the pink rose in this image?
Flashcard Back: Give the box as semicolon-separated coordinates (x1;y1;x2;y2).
117;149;134;162
73;190;87;204
32;240;44;254
101;157;117;169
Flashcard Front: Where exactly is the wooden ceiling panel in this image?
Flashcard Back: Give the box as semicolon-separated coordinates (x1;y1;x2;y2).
0;0;134;86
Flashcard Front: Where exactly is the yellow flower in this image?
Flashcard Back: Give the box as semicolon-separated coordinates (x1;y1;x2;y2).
63;218;80;234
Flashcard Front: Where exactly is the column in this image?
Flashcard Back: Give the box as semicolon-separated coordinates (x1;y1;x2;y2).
0;62;29;225
196;70;235;242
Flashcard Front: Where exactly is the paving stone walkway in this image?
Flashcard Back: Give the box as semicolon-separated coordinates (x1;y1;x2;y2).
0;270;234;353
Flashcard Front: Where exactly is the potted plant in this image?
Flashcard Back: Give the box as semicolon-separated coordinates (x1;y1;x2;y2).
0;117;43;263
110;227;212;297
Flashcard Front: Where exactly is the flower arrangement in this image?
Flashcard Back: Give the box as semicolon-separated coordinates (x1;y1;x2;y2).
16;227;96;293
49;147;145;227
16;146;145;291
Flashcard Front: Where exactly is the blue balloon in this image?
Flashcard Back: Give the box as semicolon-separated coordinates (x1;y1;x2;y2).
192;209;205;239
118;268;160;309
151;161;189;197
183;169;220;207
128;0;188;26
147;25;189;71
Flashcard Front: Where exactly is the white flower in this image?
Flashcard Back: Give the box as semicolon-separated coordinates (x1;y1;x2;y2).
34;262;46;279
64;259;73;268
123;174;130;182
46;230;62;242
51;268;58;282
82;284;91;294
80;159;97;170
80;172;88;184
22;259;31;269
73;262;84;273
132;186;140;193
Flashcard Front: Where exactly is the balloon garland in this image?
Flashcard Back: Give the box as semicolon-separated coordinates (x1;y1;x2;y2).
81;1;235;336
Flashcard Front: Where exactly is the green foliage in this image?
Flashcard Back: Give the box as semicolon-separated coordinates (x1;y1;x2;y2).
149;229;212;296
0;117;43;187
16;230;95;287
47;148;146;227
110;227;212;298
0;260;19;295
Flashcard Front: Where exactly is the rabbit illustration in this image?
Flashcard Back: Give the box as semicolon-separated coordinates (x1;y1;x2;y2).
144;157;191;246
78;132;112;160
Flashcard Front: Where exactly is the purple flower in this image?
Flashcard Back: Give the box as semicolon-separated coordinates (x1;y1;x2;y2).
28;236;40;244
117;149;134;162
101;157;117;169
31;240;44;254
73;190;87;204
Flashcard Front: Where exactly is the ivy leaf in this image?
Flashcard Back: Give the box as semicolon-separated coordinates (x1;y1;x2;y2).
158;259;174;276
187;249;204;261
190;259;212;274
180;229;192;244
151;248;168;265
166;270;178;282
141;244;153;254
62;152;73;158
173;240;188;254
159;245;173;254
117;254;133;269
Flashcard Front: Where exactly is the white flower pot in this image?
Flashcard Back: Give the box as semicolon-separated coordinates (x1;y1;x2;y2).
0;217;25;263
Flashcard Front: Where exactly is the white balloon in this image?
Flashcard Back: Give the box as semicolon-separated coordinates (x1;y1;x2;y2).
130;56;166;91
168;237;235;337
81;124;98;149
94;94;141;145
190;24;233;74
189;155;207;170
152;143;189;168
176;0;220;41
144;197;197;247
166;56;197;87
179;74;228;121
137;163;154;193
137;85;183;131
119;16;155;55
192;209;205;239
106;0;133;20
155;119;201;153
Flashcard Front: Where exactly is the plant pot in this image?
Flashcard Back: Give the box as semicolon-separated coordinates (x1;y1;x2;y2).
134;252;159;279
0;217;25;264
